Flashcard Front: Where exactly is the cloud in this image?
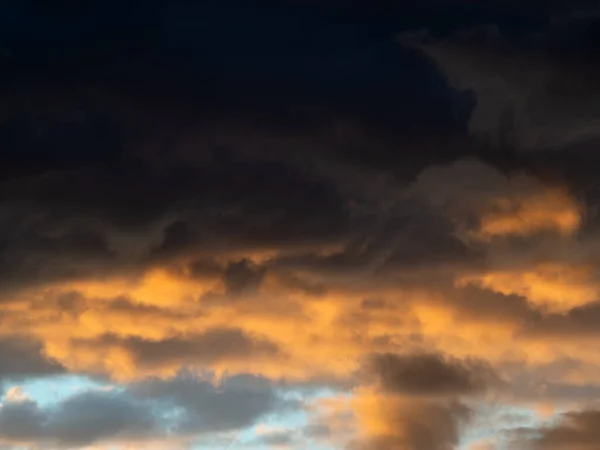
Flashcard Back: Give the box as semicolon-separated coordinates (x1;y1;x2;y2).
399;14;600;152
0;370;292;448
252;429;295;447
522;301;600;338
223;258;267;296
0;389;157;448
349;352;499;450
303;423;331;439
365;352;498;398
0;152;352;293
3;2;600;450
108;327;281;367
0;14;599;448
350;398;473;450
130;370;289;435
0;337;65;380
411;158;583;242
513;409;600;450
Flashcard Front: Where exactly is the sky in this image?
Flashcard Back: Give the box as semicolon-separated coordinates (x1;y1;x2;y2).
1;0;600;449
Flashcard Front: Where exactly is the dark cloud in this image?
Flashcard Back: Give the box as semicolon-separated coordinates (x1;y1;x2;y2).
0;337;64;380
102;296;192;320
361;298;387;310
366;352;498;397
0;370;293;447
45;391;157;447
223;259;267;296
513;409;600;450
272;270;328;297
0;391;157;447
130;370;289;434
0;153;353;291
0;2;599;449
400;12;600;153
0;398;46;441
522;301;600;339
270;197;482;284
0;220;117;293
421;284;540;330
89;328;281;367
303;423;331;439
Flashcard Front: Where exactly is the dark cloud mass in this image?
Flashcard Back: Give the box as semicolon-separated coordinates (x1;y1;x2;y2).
0;1;599;449
130;370;287;434
367;352;498;397
512;409;600;450
116;327;281;366
223;259;267;296
0;337;65;380
0;391;157;446
400;14;600;153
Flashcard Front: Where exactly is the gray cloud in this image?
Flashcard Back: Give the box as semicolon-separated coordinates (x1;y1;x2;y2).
126;328;281;366
252;430;295;447
223;258;267;296
130;370;290;435
0;370;292;448
0;390;157;448
513;409;600;450
303;424;331;439
522;301;600;339
0;337;65;381
366;352;498;398
85;328;281;368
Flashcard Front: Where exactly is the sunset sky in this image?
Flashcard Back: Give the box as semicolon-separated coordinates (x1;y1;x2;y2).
1;1;600;449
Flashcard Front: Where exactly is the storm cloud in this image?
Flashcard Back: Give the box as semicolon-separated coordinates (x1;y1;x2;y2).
1;1;600;449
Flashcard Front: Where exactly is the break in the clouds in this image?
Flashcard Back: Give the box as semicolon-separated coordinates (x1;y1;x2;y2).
1;1;600;449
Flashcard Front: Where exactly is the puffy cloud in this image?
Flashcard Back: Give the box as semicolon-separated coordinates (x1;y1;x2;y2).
0;389;157;448
365;352;498;397
0;370;292;448
100;327;281;368
512;409;600;450
130;370;288;435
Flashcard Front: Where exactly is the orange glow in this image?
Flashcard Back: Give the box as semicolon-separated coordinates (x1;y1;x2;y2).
457;262;598;312
474;188;582;239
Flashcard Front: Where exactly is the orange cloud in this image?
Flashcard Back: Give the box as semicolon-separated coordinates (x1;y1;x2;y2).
474;188;582;239
2;233;600;448
457;262;598;312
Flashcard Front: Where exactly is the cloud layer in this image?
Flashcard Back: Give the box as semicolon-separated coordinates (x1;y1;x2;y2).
1;1;600;449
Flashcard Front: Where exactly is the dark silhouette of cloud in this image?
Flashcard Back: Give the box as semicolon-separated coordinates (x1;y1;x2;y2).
512;409;600;450
0;337;65;380
367;352;498;397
